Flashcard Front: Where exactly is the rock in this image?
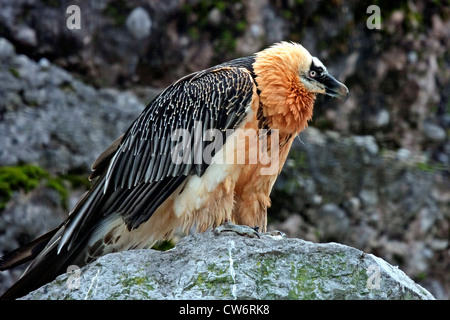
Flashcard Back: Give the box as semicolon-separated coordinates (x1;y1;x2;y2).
372;109;390;129
21;228;434;300
270;127;450;299
0;183;71;295
0;37;15;61
15;25;37;47
126;7;152;40
422;121;446;143
314;203;350;241
396;148;412;161
0;186;67;255
353;135;379;156
0;37;148;173
0;0;447;167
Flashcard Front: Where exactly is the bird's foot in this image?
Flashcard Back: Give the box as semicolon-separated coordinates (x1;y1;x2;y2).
213;222;260;239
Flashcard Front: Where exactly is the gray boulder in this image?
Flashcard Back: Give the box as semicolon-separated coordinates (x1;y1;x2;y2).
22;227;434;300
0;37;147;173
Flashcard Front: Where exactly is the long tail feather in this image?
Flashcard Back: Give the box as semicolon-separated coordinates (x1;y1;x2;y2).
0;228;58;271
0;176;108;300
0;231;90;300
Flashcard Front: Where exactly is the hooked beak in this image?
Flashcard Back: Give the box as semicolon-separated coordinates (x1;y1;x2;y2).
323;74;349;101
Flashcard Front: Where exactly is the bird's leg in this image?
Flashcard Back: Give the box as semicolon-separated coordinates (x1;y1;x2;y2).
213;221;260;239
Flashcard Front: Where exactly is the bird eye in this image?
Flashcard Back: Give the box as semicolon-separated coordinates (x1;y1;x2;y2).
309;70;316;78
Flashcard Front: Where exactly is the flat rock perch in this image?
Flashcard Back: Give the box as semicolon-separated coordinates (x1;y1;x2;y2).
21;228;434;300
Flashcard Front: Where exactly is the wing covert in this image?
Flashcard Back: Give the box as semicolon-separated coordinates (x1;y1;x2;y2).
105;67;255;192
102;65;255;229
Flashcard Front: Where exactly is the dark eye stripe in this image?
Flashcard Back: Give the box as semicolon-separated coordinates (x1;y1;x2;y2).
310;60;324;74
308;59;328;81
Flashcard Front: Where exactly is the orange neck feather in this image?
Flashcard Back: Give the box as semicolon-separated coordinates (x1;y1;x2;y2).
253;44;316;135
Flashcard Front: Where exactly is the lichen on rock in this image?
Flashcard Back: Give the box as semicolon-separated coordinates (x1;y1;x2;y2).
21;228;435;300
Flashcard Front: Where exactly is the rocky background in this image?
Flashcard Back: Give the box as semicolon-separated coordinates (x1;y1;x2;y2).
0;0;449;299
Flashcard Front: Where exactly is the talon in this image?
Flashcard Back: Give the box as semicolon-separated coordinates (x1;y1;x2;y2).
213;222;260;239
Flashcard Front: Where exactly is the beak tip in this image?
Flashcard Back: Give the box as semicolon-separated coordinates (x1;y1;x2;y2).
327;84;349;102
340;86;349;102
323;75;349;102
